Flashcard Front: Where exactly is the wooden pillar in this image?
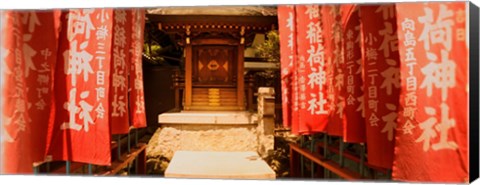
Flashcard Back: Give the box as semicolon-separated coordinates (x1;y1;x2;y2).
184;26;192;110
185;45;192;110
237;26;245;110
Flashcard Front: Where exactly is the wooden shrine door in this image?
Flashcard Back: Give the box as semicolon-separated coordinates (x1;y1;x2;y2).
192;46;236;87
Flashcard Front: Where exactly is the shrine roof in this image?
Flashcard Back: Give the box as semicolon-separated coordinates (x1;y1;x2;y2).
146;6;277;16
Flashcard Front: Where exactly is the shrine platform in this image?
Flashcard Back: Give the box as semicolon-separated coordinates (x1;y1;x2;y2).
165;151;275;179
158;111;258;125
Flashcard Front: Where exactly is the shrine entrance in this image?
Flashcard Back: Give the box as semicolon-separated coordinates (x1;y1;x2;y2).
190;45;240;110
147;14;277;111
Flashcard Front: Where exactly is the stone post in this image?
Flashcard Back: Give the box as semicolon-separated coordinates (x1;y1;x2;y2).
257;87;275;158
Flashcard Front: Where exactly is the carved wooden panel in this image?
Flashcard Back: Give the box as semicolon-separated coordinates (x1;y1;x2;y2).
192;45;237;87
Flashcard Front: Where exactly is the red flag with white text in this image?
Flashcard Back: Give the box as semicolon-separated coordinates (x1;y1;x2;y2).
323;5;345;137
341;5;366;143
277;5;296;128
110;9;132;135
45;9;113;166
392;2;469;182
129;9;147;128
1;10;61;173
295;5;329;135
359;4;401;169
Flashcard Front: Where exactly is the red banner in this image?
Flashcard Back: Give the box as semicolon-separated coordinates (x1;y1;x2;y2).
295;5;328;135
359;4;401;169
46;9;113;166
341;5;366;143
110;10;132;135
1;10;61;173
323;5;345;137
277;5;296;128
392;2;468;182
129;9;147;128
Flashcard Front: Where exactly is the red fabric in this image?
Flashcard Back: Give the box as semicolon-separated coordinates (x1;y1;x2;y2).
359;4;401;169
341;5;366;143
323;5;345;137
1;10;61;173
46;9;114;166
129;9;147;128
277;5;296;128
110;10;132;135
295;5;329;135
392;2;469;182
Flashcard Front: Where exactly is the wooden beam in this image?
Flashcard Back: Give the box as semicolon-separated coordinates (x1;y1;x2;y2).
146;15;278;26
289;143;363;180
317;142;389;174
96;143;147;176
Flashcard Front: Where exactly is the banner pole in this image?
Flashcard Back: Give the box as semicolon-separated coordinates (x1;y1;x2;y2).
66;161;70;175
359;143;365;177
128;131;131;153
117;135;122;161
339;139;344;167
300;135;304;178
312;135;315;178
323;133;328;178
88;164;92;175
135;129;138;147
33;164;38;174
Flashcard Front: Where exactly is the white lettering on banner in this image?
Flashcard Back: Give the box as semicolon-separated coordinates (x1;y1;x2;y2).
306;22;322;44
115;10;127;24
64;40;94;86
403;106;417;120
366;47;378;61
95;102;105;119
368;99;378;112
95;25;109;41
307;44;324;66
357;95;365;117
22;35;37;78
380;59;400;95
419;50;456;101
305;5;319;19
61;88;82;131
375;5;395;20
369;113;379;127
307;66;326;89
403;119;415;135
378;22;399;58
381;103;397;141
35;99;47;110
95;87;105;101
418;4;454;51
335;72;344;91
41;48;52;61
21;12;41;33
96;71;105;85
405;91;417;106
335;96;345;117
135;95;145;113
347;94;355;105
113;26;127;48
68;9;95;41
307;92;328;115
78;91;94;132
95;9;111;23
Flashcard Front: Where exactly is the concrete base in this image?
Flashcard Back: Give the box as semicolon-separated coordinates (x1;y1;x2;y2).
158;111;258;125
165;151;275;179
